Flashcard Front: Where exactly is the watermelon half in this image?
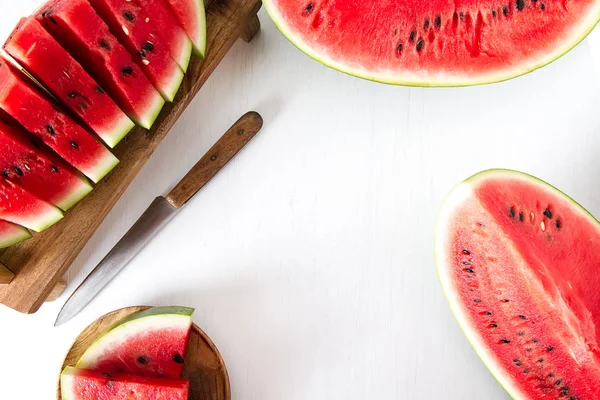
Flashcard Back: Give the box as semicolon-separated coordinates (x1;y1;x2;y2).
35;0;166;130
77;306;194;379
0;177;63;232
166;0;207;57
435;169;600;399
0;220;30;249
61;367;189;400
263;0;600;86
3;17;135;147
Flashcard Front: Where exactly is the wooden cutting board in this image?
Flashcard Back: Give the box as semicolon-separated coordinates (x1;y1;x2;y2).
0;0;262;314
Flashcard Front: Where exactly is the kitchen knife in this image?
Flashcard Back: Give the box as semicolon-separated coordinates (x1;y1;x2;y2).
55;111;263;326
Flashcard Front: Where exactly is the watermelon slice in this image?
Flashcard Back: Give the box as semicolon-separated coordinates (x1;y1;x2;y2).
435;169;600;399
35;0;165;130
0;176;63;232
137;0;193;71
0;220;30;249
166;0;207;57
0;113;92;211
61;367;189;400
263;0;600;86
0;60;118;183
3;17;135;147
89;0;185;102
77;306;194;379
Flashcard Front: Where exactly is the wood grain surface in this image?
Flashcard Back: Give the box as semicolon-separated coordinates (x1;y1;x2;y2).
0;262;13;284
58;306;230;400
167;111;263;208
0;0;262;314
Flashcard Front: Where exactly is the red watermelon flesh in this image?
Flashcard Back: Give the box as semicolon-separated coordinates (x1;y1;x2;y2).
166;0;206;56
137;0;193;71
35;0;165;130
0;220;30;249
77;306;194;379
0;112;92;211
263;0;600;86
61;367;189;400
89;0;185;102
0;176;63;232
0;60;118;183
3;17;135;147
436;170;600;399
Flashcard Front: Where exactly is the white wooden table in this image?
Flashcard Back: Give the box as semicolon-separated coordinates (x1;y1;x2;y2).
2;2;600;398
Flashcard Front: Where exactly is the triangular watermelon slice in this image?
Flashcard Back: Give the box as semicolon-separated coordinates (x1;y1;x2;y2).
0;220;30;249
61;367;189;400
35;0;166;130
89;0;185;102
0;113;92;211
0;177;63;232
0;60;119;184
166;0;207;57
77;306;194;379
3;17;135;148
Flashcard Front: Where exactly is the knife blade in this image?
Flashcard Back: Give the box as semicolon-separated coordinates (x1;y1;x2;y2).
55;111;263;326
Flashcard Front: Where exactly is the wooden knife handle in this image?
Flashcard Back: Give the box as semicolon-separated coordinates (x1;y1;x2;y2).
166;111;263;208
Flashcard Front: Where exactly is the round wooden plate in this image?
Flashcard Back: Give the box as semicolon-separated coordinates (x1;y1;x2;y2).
57;306;230;400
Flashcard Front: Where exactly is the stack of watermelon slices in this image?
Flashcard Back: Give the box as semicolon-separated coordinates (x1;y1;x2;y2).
61;306;195;400
0;0;206;249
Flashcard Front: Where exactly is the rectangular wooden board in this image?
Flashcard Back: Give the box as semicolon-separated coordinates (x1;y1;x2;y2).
0;0;262;314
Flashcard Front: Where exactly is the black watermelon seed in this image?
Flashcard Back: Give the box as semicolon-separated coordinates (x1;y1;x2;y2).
1;169;7;177
71;141;79;149
96;85;105;94
124;11;135;21
409;30;417;42
519;213;524;222
51;166;58;173
513;359;522;366
423;19;430;29
474;299;481;303
516;0;525;10
518;331;525;336
49;16;58;24
570;397;577;400
483;311;492;316
523;369;530;373
137;50;147;59
555;380;562;386
68;91;77;98
492;9;497;17
561;388;569;395
518;315;527;320
46;125;55;135
500;339;510;344
462;249;470;255
488;323;498;328
459;11;465;19
463;261;471;266
503;5;509;15
416;39;424;51
548;373;554;377
435;16;442;28
13;167;23;176
137;356;148;364
547;346;554;352
464;268;475;273
538;358;544;363
509;207;515;218
396;43;403;53
41;11;47;17
30;140;40;148
99;40;110;50
540;2;545;10
544;208;552;218
143;42;154;51
101;372;113;378
304;3;314;15
502;299;510;303
532;338;539;343
122;66;133;75
173;353;184;364
556;220;561;229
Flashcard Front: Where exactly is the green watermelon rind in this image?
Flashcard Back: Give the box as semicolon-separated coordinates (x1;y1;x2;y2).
434;169;600;399
76;306;194;369
26;203;64;232
86;151;120;184
134;89;166;130
102;113;135;148
262;1;600;87
174;36;193;73
0;223;30;249
190;0;207;57
55;174;94;211
159;67;185;103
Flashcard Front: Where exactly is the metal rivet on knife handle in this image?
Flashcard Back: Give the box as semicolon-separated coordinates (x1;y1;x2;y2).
166;111;263;209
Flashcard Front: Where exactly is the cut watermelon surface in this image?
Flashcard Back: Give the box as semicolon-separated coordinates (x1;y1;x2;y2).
138;0;193;71
0;220;30;249
435;169;600;399
0;60;118;183
0;176;63;232
166;0;206;57
61;367;189;400
263;0;600;86
89;0;185;102
36;0;165;130
0;113;92;211
77;307;194;379
3;17;135;147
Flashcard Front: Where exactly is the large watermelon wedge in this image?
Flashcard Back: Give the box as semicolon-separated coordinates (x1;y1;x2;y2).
165;0;207;57
77;306;194;379
0;220;30;249
60;367;189;400
263;0;600;86
0;113;92;211
35;0;165;130
435;169;600;399
0;177;63;232
3;17;135;147
0;60;118;184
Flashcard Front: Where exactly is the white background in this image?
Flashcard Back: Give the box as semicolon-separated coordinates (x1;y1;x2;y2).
2;1;600;399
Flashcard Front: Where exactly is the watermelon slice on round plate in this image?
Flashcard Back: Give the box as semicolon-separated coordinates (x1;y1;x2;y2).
263;0;600;86
166;0;207;57
435;169;600;399
0;220;30;249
